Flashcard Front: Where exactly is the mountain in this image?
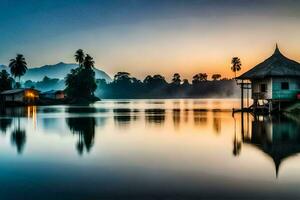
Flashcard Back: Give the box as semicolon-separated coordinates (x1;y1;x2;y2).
0;62;112;82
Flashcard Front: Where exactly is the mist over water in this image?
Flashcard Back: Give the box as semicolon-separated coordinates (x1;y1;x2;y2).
0;99;300;199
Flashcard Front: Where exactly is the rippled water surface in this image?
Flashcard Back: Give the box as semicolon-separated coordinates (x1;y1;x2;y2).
1;99;300;199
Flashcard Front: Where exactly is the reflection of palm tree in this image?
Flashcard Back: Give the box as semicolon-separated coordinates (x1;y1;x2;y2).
232;115;241;156
0;118;12;134
11;129;26;154
66;117;96;155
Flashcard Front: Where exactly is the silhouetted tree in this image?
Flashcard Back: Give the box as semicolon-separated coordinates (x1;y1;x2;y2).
65;51;97;101
192;74;200;85
75;49;85;67
172;73;181;85
0;70;13;92
114;72;131;83
212;74;221;81
143;74;167;88
231;57;242;79
83;54;95;70
9;54;27;85
182;79;190;87
199;73;208;81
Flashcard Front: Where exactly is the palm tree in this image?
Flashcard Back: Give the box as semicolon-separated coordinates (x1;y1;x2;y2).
75;49;85;67
9;54;28;84
83;54;95;70
231;57;242;79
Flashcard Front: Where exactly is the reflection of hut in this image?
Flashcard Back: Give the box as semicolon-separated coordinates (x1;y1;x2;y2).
237;45;300;113
0;88;39;105
244;115;300;177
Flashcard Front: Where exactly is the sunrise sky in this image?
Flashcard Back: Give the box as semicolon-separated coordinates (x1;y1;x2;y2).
1;0;300;80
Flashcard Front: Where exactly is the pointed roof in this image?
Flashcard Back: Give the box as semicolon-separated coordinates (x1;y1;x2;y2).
238;45;300;79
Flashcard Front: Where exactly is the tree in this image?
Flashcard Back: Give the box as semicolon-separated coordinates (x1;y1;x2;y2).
0;70;13;92
65;51;97;101
231;57;242;79
172;73;181;85
9;54;27;84
83;54;95;70
113;72;131;83
182;79;190;87
199;73;208;81
75;49;85;67
212;74;221;81
143;74;167;88
192;74;200;85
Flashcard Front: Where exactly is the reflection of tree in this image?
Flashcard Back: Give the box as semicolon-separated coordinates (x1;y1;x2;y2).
193;109;207;126
172;109;181;129
66;117;96;155
145;109;165;125
212;112;221;134
113;109;139;128
11;129;26;154
0;118;12;134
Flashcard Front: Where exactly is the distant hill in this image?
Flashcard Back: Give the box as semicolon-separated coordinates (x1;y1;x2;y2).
0;62;111;82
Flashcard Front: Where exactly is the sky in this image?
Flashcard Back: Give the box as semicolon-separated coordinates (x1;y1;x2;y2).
1;0;300;80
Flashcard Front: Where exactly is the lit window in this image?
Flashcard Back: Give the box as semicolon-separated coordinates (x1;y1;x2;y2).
281;82;289;90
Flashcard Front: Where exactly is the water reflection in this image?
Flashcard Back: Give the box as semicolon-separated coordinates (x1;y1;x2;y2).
0;118;12;134
1;100;300;199
145;109;165;125
66;117;96;155
193;109;208;126
113;108;140;128
172;109;181;129
237;113;300;177
212;111;221;134
0;107;34;154
11;128;26;154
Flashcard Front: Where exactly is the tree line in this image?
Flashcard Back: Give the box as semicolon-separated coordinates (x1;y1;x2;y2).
0;50;242;100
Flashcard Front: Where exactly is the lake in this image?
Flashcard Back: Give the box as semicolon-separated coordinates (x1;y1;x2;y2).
1;99;300;200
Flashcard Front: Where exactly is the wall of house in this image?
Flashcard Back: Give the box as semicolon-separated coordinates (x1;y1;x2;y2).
55;93;65;99
4;92;24;102
272;77;300;100
251;78;272;100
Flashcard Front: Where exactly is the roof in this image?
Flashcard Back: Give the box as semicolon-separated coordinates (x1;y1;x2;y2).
1;89;25;95
238;45;300;79
1;88;39;95
42;90;64;95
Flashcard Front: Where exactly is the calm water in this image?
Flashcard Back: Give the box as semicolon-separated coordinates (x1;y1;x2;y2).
1;99;300;200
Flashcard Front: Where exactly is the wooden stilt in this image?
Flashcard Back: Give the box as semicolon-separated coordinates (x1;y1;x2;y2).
241;80;244;111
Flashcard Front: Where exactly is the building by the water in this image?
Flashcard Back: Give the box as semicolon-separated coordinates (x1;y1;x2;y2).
237;45;300;112
0;88;39;105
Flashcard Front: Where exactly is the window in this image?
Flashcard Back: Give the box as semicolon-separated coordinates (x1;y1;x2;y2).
260;84;267;92
281;82;289;90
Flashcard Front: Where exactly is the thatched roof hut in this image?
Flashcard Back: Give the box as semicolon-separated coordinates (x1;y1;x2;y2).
239;45;300;80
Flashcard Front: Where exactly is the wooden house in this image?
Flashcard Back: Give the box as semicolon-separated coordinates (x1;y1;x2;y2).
237;45;300;112
41;90;65;100
0;88;39;105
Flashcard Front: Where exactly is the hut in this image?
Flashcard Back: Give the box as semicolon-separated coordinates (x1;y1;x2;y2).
0;88;39;105
41;90;65;100
237;45;300;112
